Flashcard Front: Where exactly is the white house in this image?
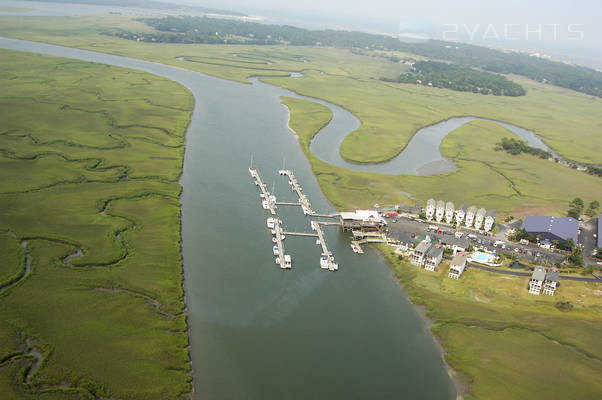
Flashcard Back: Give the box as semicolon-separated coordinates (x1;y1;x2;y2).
435;200;445;222
484;210;496;232
455;205;467;226
543;268;560;296
465;206;477;228
411;237;432;266
474;208;487;230
426;199;436;220
448;254;467;279
529;266;547;295
424;245;444;271
445;201;455;224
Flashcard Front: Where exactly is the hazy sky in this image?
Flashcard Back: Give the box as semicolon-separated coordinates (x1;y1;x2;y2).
169;0;602;67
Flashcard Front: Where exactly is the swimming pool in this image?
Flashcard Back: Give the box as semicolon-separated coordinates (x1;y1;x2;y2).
475;252;490;262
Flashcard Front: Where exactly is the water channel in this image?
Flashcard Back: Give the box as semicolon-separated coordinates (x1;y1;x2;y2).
0;36;463;399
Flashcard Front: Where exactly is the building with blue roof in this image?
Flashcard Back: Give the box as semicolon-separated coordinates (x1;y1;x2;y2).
521;216;579;244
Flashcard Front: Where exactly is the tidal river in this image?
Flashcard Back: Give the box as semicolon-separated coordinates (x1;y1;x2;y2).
0;37;456;399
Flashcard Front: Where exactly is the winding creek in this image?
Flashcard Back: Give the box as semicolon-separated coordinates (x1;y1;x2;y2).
0;37;466;399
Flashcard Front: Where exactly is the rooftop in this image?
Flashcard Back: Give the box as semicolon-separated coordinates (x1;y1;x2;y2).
521;216;579;242
440;235;470;249
426;245;444;259
451;254;467;266
545;268;560;283
531;266;547;281
414;240;432;254
340;210;386;224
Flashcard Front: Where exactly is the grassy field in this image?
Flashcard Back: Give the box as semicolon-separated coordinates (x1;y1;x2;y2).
281;98;602;217
3;14;601;166
379;246;602;400
0;235;24;289
0;50;193;398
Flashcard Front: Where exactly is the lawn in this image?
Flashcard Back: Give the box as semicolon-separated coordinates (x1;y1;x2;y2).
379;247;602;400
0;49;192;398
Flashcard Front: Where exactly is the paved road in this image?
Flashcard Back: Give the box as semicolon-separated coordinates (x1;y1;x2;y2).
579;217;598;266
467;262;602;282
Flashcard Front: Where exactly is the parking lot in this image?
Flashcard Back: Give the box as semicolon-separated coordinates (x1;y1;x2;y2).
385;215;567;266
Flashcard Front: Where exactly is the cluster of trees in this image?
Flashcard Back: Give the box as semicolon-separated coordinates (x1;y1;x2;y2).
586;165;602;177
35;0;245;15
509;228;536;243
109;16;602;98
495;137;552;158
103;30;262;44
384;61;526;96
568;197;599;218
568;246;584;266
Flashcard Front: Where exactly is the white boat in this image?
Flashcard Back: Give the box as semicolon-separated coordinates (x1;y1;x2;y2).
284;255;292;268
278;169;288;175
273;246;279;256
262;200;269;209
281;235;286;240
271;229;276;235
269;194;277;203
329;262;339;271
275;257;280;264
266;218;275;229
320;254;329;269
272;237;277;243
316;239;321;245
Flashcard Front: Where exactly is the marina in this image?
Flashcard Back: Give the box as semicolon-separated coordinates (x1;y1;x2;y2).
252;167;339;271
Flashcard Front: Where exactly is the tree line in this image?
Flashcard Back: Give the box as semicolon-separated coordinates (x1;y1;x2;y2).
104;16;602;99
495;137;552;158
383;61;525;96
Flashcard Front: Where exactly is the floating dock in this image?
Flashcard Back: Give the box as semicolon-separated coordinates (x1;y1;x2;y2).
279;169;314;216
249;167;277;215
312;221;338;271
270;218;291;269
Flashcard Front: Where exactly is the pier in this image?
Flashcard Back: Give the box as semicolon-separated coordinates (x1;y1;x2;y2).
250;165;340;271
279;169;314;216
249;167;277;215
270;218;291;269
312;221;338;271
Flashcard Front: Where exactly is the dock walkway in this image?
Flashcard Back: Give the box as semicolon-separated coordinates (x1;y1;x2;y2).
312;221;338;271
272;219;290;269
279;169;314;216
249;168;276;215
